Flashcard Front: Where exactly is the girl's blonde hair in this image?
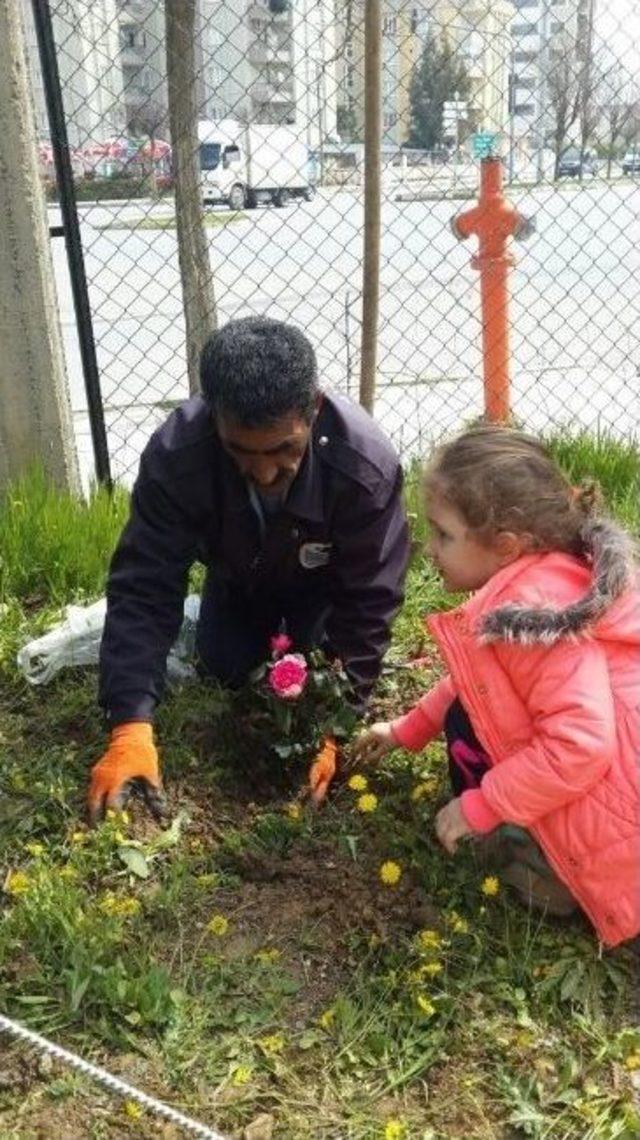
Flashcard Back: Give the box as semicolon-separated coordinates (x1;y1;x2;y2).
425;425;600;556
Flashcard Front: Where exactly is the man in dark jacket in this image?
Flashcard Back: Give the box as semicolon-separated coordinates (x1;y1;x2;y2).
89;317;410;821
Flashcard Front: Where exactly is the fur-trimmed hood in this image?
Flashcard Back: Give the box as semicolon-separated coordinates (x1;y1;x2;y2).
480;518;638;646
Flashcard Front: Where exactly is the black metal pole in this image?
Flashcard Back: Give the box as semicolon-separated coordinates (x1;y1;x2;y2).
30;0;112;489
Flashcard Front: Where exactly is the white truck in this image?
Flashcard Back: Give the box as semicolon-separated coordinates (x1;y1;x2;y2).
198;120;315;210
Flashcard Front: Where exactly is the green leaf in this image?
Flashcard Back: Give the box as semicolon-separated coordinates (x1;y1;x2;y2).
148;808;190;853
119;846;150;879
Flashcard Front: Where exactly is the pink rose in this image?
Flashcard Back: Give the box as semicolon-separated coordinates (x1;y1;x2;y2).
270;632;293;656
269;653;308;700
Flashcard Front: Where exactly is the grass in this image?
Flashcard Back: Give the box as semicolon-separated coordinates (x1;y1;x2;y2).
97;210;246;231
0;431;639;1139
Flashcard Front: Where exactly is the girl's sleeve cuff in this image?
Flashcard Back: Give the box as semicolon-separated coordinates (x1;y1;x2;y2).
460;788;503;833
391;707;435;752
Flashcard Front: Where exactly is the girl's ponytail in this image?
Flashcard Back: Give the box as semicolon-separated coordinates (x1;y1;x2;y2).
573;479;602;518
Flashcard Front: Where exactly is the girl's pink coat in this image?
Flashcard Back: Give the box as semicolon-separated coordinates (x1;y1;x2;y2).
393;552;640;946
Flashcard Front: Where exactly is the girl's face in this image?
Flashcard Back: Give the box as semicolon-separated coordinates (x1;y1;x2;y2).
425;495;508;593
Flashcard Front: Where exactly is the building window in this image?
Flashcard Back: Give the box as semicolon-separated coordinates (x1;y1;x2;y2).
383;15;397;35
516;76;537;90
512;21;538;35
383;111;398;128
515;102;535;114
345;39;353;60
514;50;537;62
514;0;538;7
346;65;354;89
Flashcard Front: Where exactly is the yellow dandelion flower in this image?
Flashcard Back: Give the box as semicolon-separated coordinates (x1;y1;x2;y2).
256;1033;286;1056
417;929;442;952
189;837;205;853
481;875;500;897
58;865;79;881
207;914;229;937
624;1052;640;1071
411;778;438;801
445;910;470;934
379;860;402;887
255;947;281;965
368;932;382;948
318;1007;336;1030
231;1064;253;1085
384;1119;408;1139
196;873;218;888
348;774;368;792
4;870;31;895
99;891;123;915
357;793;378;814
70;830;87;845
116;896;141;918
416;994;436;1017
422;960;443;977
286;802;302;821
123;1099;143;1118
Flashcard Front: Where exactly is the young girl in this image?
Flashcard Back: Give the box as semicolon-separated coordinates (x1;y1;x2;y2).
355;426;640;947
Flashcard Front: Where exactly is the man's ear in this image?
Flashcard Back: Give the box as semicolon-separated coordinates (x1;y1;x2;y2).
313;391;323;416
495;531;534;564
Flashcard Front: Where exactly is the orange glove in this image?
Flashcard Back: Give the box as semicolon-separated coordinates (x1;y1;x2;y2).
308;736;338;805
88;722;164;825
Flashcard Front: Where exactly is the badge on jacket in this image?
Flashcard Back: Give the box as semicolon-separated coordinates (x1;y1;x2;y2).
299;542;332;570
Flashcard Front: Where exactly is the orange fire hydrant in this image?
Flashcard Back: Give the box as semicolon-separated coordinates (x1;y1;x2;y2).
451;156;534;423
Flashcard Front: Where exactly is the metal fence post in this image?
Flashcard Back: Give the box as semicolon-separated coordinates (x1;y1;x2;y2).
30;0;112;489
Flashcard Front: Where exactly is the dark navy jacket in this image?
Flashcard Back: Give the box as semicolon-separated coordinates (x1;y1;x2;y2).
99;392;410;724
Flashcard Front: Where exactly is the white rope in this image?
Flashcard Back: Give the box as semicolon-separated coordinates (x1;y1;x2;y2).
0;1013;227;1140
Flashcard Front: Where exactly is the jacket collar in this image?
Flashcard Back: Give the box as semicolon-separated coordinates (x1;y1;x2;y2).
461;518;636;646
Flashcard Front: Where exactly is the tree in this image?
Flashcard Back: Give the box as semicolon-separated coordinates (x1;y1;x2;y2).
545;38;582;179
408;32;470;151
599;61;640;178
337;102;360;142
165;0;217;395
576;56;603;177
129;97;168;193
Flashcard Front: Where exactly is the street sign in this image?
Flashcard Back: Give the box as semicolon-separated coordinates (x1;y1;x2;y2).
473;132;496;158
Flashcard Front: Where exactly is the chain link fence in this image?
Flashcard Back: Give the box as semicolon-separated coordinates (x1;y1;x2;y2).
22;0;640;484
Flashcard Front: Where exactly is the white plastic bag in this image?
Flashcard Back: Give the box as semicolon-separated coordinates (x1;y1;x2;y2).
17;596;201;686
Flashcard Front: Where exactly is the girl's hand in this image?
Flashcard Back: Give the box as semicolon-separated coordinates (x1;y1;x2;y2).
353;722;396;764
435;797;473;854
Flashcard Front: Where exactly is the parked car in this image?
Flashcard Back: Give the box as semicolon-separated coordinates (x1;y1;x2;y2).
622;150;640;175
557;148;597;178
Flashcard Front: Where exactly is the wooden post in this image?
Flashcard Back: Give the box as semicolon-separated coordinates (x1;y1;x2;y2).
359;0;382;415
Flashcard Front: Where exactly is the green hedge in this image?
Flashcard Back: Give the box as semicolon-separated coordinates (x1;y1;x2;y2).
46;177;173;203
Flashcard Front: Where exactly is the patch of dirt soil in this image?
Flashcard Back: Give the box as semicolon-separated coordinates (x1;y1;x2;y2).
213;836;440;1024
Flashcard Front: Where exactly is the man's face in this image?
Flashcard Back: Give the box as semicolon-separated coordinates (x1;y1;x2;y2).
217;411;313;497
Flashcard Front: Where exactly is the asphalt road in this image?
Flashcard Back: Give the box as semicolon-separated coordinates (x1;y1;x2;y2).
48;177;640;485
